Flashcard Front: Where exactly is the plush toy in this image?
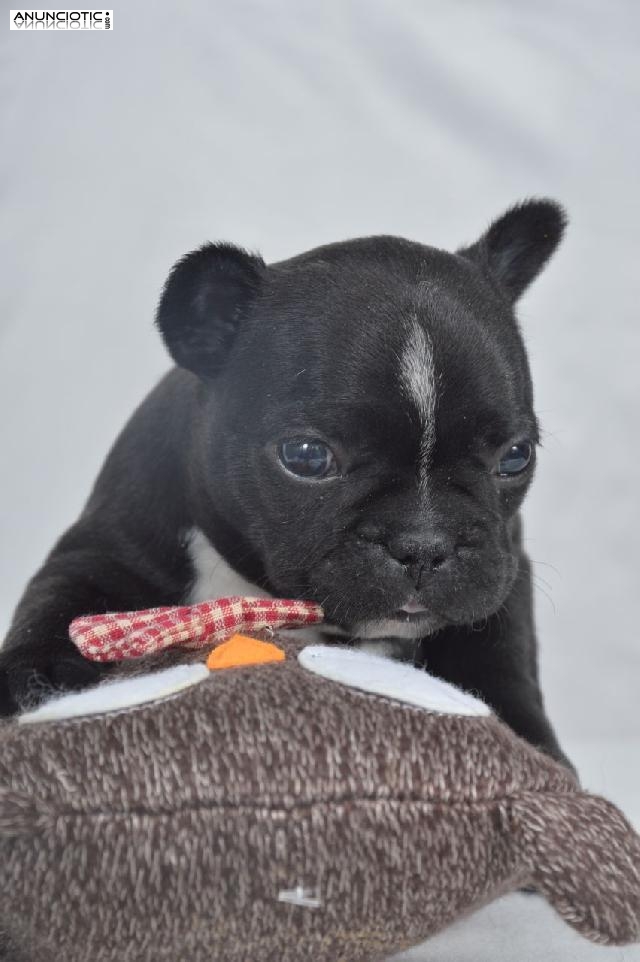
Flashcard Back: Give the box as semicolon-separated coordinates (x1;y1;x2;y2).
0;602;639;962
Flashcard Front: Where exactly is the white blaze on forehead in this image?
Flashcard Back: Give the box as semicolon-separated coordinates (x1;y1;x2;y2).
399;321;437;478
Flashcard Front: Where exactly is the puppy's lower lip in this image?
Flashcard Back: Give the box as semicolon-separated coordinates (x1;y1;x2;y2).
393;604;431;622
398;600;429;615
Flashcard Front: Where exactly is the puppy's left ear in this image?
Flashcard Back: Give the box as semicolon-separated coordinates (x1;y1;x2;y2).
458;199;567;303
156;243;266;378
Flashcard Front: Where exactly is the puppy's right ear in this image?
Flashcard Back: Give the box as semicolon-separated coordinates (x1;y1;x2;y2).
156;243;265;378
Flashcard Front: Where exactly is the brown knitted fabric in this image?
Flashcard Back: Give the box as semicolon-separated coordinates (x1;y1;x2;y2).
0;636;638;961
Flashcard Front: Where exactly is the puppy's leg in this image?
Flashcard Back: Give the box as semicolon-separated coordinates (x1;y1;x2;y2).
0;522;184;717
415;553;575;773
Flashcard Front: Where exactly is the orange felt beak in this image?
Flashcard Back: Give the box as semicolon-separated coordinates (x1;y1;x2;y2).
206;634;286;670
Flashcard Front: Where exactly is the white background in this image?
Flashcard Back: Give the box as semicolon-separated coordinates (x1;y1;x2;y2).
2;2;639;958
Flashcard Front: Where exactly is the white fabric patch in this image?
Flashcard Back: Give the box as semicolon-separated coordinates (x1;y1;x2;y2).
18;663;209;724
277;885;322;909
299;645;490;716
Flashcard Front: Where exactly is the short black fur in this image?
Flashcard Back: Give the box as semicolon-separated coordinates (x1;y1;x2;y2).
0;200;572;771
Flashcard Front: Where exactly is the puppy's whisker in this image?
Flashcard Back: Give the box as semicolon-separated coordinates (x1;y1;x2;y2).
528;558;561;578
531;572;554;592
532;580;556;615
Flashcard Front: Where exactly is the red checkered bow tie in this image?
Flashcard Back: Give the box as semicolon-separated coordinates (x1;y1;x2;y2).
69;597;324;663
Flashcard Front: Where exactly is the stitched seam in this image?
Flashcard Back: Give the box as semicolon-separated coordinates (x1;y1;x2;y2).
32;790;577;822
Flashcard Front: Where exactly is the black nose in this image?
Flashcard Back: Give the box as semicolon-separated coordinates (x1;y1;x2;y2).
386;530;455;586
356;522;481;588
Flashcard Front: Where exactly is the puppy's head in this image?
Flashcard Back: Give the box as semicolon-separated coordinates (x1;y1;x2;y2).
157;200;566;638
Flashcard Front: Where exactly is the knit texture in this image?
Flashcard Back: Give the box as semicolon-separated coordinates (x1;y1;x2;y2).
0;635;638;961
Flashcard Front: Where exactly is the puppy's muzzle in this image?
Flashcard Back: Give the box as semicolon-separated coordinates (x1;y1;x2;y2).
357;520;484;590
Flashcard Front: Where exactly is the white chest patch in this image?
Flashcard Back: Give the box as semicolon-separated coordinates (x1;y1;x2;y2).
185;527;328;644
299;645;490;716
399;320;437;485
185;527;272;604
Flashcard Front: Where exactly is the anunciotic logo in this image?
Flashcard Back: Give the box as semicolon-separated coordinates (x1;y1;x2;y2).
10;10;113;30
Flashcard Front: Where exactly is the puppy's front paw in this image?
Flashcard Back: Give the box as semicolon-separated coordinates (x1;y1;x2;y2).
0;651;105;717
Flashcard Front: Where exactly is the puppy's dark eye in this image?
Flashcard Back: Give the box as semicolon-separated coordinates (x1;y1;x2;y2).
278;440;337;479
497;440;533;477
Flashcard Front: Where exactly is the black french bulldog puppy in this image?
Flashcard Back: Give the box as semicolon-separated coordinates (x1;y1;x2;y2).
0;199;571;767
